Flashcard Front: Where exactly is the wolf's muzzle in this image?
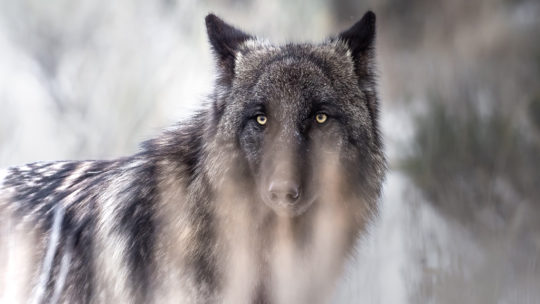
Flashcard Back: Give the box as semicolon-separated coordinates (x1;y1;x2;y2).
268;180;300;205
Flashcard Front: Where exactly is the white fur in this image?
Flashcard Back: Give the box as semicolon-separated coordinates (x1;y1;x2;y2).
242;38;272;49
32;204;64;304
51;240;72;304
56;162;91;192
94;174;135;303
1;216;40;303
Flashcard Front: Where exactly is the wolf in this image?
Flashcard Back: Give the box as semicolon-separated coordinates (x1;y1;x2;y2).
0;11;385;304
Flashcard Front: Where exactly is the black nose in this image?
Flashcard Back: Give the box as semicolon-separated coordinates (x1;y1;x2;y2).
268;181;300;204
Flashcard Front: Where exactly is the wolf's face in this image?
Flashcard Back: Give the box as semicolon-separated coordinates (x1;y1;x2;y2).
206;13;383;217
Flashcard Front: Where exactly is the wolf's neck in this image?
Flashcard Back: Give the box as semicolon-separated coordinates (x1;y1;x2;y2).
214;191;353;304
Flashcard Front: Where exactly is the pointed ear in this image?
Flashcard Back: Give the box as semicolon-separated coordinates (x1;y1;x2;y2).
338;11;376;78
339;11;380;145
205;14;252;85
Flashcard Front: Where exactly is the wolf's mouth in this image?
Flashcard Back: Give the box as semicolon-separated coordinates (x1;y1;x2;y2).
261;192;317;217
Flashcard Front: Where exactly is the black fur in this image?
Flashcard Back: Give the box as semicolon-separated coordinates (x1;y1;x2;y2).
117;160;158;303
338;11;376;60
338;11;380;146
205;13;252;87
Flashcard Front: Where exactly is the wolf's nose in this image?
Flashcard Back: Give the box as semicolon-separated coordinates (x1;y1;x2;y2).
268;181;300;204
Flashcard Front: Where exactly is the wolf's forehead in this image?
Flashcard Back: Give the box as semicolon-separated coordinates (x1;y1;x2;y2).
236;39;351;73
239;38;347;54
241;38;275;51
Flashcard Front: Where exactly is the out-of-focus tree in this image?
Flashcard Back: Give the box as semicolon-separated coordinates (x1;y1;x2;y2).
396;0;540;301
403;95;540;228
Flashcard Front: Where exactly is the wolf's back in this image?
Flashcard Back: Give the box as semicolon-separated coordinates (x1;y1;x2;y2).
0;158;161;303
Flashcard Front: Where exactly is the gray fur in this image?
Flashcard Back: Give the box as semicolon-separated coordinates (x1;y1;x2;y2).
0;12;385;304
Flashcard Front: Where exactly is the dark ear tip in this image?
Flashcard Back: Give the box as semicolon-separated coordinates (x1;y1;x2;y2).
342;11;376;38
363;11;376;24
358;11;376;32
338;10;377;55
205;13;221;29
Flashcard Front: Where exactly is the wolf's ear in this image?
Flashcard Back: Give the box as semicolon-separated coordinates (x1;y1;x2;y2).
205;14;252;85
338;11;376;78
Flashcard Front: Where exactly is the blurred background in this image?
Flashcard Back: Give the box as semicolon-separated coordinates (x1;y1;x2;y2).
0;0;539;302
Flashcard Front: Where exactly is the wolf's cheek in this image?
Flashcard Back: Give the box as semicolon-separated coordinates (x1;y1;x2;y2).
238;122;265;175
308;120;348;154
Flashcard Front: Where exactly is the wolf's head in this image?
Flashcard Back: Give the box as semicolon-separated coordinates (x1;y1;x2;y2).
205;12;384;218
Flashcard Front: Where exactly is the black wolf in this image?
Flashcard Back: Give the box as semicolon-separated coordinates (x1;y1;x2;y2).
0;11;385;304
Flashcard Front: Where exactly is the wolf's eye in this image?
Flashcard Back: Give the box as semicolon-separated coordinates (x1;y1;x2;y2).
315;113;328;124
256;115;267;126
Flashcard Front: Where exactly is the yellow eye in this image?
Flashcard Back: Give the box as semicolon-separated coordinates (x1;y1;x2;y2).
256;115;267;125
315;113;327;124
